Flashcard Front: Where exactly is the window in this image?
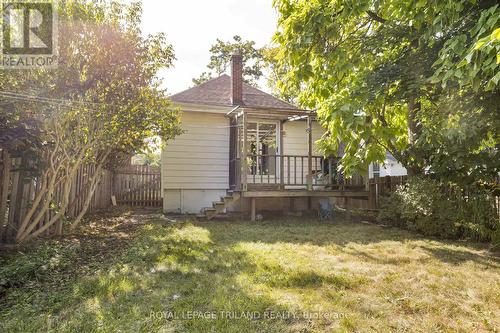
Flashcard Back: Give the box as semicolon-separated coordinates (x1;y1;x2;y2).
372;163;380;179
246;121;278;176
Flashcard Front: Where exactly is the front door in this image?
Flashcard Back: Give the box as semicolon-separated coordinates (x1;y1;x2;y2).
246;120;279;184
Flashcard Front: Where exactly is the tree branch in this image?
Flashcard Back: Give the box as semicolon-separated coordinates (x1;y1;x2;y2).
366;10;387;23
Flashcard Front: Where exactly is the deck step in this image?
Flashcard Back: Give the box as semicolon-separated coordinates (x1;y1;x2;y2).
203;190;241;220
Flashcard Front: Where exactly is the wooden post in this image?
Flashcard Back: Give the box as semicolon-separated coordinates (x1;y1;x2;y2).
0;151;11;243
344;196;351;221
328;156;333;186
282;197;289;216
279;120;284;190
242;111;248;191
364;169;370;191
368;179;376;209
7;159;23;242
364;169;373;209
250;197;256;221
239;195;243;220
229;117;236;190
307;115;313;191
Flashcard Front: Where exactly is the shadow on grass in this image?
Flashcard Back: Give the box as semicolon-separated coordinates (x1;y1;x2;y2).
1;220;309;332
256;266;365;290
71;223;310;332
199;219;500;268
2;212;499;332
200;219;416;247
419;245;500;268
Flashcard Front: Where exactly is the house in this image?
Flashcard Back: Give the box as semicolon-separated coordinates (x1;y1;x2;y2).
161;54;369;219
369;153;408;179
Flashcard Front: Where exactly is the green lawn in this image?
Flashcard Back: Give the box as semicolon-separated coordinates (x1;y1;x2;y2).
1;210;499;332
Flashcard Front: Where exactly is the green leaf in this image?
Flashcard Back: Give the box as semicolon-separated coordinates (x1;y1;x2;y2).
492;28;500;41
474;36;491;50
491;71;500;85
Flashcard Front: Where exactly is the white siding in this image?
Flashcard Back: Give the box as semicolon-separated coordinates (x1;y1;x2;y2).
387;163;407;176
283;121;323;155
162;111;229;190
283;121;324;187
369;160;408;178
161;111;327;211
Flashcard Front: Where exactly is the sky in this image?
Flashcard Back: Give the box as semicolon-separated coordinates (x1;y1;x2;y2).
139;0;279;95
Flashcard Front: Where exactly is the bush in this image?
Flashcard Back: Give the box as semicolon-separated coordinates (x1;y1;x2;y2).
377;177;499;242
492;229;500;251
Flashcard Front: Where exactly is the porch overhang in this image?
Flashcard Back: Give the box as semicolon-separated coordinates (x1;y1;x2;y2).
226;106;316;121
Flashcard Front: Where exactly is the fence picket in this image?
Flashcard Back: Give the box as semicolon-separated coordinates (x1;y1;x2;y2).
0;151;11;242
0;149;126;243
111;165;160;207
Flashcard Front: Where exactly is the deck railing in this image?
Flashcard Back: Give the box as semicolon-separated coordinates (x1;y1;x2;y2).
230;154;366;191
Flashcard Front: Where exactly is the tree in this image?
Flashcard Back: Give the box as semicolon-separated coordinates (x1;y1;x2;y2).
193;35;264;86
273;0;499;181
0;0;182;242
261;46;299;104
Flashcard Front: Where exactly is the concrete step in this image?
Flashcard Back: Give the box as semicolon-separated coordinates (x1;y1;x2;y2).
203;207;217;220
213;202;225;214
200;191;242;221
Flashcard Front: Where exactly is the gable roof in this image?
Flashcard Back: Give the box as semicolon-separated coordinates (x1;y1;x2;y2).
170;74;301;110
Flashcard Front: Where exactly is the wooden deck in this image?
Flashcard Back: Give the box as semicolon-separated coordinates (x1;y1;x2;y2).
238;188;370;222
226;108;372;222
241;189;369;198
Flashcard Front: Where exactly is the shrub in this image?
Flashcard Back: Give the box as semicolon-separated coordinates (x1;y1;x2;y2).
377;177;499;242
492;229;500;251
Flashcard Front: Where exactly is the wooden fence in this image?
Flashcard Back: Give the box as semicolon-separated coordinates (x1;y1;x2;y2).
0;150;114;244
368;175;408;209
337;175;499;218
332;176;407;210
0;150;161;244
113;165;161;206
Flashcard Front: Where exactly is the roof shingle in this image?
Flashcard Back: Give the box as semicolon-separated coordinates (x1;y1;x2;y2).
170;74;300;110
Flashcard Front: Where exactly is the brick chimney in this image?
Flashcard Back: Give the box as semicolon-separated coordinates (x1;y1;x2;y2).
230;53;243;105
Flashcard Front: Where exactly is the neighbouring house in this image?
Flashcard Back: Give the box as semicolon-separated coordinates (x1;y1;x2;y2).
369;153;408;179
161;54;369;219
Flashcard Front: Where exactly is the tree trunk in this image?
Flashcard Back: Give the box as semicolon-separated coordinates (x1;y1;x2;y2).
15;161;69;242
406;96;424;177
20;171;74;242
16;169;50;238
17;155;82;242
407;97;422;145
69;166;104;231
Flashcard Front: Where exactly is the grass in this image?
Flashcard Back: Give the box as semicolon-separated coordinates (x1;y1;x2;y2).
1;209;499;332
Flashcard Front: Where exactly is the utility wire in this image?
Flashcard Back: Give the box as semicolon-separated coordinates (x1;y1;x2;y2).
0;89;107;107
0;94;93;113
0;90;102;108
0;90;177;113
